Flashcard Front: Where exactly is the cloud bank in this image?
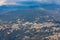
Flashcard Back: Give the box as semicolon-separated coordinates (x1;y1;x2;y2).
0;0;6;5
0;0;60;6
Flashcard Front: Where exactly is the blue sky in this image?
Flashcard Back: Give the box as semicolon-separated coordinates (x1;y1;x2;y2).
0;0;60;6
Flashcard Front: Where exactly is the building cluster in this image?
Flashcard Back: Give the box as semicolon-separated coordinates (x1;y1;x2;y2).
0;18;60;40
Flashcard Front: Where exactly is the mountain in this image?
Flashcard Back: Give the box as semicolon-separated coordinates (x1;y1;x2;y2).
0;1;60;9
0;1;60;15
0;2;60;21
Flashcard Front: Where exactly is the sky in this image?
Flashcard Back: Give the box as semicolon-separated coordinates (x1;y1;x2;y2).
0;0;60;6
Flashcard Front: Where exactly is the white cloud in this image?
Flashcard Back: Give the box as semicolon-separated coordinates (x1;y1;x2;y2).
36;0;60;4
0;0;60;6
0;0;6;6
